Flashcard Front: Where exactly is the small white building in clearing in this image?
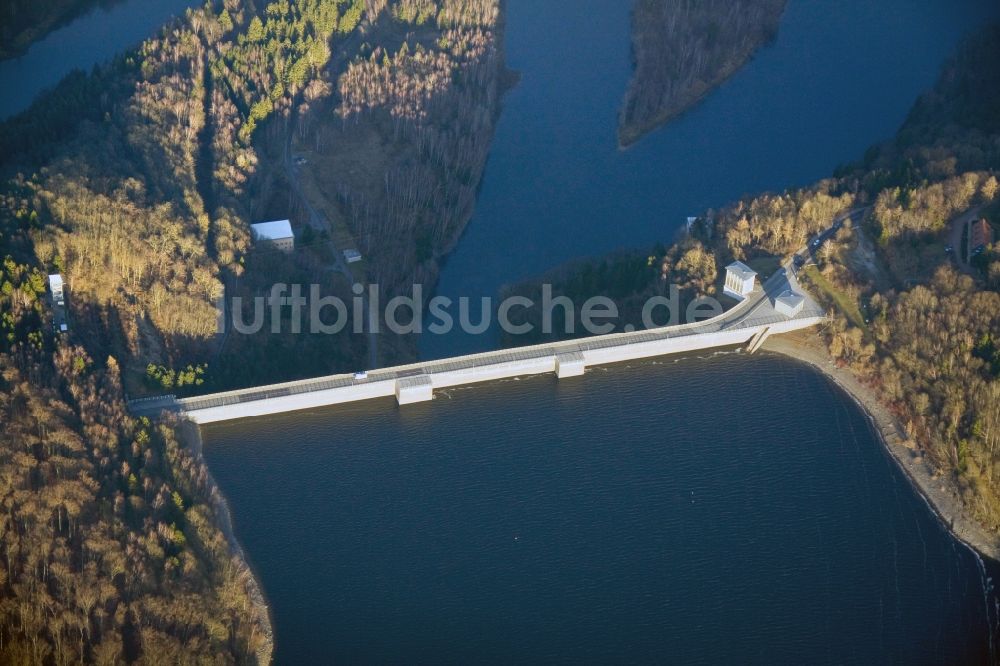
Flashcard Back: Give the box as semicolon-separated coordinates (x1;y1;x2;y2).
250;220;295;253
775;290;805;318
723;261;757;300
48;274;65;305
343;249;362;264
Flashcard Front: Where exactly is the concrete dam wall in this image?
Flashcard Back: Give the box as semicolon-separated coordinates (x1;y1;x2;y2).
141;316;824;425
126;265;827;425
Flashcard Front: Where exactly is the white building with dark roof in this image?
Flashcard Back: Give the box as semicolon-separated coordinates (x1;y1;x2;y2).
775;290;805;318
251;219;295;253
724;261;757;300
48;274;65;305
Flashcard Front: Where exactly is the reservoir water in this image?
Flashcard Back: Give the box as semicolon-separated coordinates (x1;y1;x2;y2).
204;353;999;663
0;0;198;119
200;0;1000;662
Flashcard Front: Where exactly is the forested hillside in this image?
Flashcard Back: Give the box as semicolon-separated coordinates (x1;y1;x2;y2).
0;0;372;384
0;0;351;655
514;23;1000;538
619;0;786;147
803;25;1000;528
0;350;270;662
0;0;506;660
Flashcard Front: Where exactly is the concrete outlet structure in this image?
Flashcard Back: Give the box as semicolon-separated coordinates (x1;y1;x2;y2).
555;352;586;378
775;290;805;318
396;375;434;404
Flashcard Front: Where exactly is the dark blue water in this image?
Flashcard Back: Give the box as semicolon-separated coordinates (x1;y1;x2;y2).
0;0;198;119
421;0;1000;360
203;353;998;664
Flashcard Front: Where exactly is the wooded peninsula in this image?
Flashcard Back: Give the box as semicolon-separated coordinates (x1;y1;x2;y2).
619;0;786;148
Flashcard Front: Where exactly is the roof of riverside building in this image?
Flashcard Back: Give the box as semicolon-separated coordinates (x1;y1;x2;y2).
250;219;294;241
726;261;758;282
776;289;805;309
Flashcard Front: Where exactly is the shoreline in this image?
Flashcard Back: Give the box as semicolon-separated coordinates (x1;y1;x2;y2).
176;419;275;665
761;331;1000;564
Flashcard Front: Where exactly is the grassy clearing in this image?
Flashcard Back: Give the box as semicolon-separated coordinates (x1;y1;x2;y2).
746;254;782;278
292;125;380;284
802;265;867;330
